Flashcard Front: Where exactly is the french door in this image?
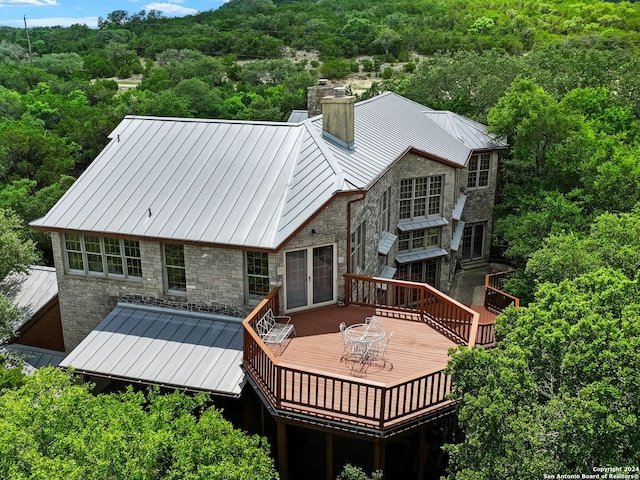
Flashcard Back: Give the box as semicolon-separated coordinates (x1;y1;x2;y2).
285;245;336;311
462;223;485;262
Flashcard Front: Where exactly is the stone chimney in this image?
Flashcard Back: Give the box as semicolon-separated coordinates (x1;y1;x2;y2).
321;87;355;150
307;79;334;117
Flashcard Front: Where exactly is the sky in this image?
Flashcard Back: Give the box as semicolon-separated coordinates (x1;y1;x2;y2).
0;0;229;28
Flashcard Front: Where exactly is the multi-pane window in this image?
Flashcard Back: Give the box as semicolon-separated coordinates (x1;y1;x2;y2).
164;244;186;293
396;260;438;287
379;187;391;233
246;251;270;301
64;234;142;280
399;175;443;219
467;153;491;188
350;221;366;272
398;228;440;252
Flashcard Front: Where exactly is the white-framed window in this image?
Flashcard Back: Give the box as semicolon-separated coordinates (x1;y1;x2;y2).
63;233;142;280
467;153;491;188
350;220;366;272
163;244;186;294
246;251;270;302
399;175;443;219
379;187;391;233
398;227;440;252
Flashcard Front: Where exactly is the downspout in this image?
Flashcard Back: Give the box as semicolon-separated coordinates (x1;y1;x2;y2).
345;190;366;304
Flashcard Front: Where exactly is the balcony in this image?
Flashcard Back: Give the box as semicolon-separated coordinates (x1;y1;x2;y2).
242;275;482;436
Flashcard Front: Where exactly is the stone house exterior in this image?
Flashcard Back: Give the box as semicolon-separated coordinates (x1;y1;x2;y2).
32;89;506;355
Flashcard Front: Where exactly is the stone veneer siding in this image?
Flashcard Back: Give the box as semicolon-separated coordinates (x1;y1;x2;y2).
349;152;460;292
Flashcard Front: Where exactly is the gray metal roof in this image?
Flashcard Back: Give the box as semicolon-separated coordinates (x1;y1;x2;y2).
59;303;245;396
451;221;465;252
422;110;508;151
0;266;58;329
378;231;397;255
395;248;448;264
32;118;340;249
32;92;502;249
452;194;467;221
311;92;476;189
2;343;65;373
397;216;448;232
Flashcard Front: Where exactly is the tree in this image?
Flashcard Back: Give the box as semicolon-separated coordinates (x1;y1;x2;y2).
446;269;640;479
0;368;278;479
0;208;38;344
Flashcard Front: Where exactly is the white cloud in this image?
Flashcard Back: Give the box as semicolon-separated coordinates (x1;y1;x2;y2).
144;3;197;15
0;0;57;6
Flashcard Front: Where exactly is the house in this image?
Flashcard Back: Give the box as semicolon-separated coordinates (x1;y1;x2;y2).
0;266;66;371
31;88;506;479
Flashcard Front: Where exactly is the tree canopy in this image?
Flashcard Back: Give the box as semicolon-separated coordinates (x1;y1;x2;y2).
0;368;278;480
446;269;640;479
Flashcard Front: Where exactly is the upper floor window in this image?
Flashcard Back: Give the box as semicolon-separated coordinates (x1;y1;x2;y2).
163;244;186;294
398;227;440;252
379;187;391;233
246;251;270;302
64;234;142;280
467;153;491;188
399;175;443;220
350;221;366;272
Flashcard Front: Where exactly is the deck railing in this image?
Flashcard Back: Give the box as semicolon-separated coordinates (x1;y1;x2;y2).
344;274;479;348
242;286;455;431
484;271;520;314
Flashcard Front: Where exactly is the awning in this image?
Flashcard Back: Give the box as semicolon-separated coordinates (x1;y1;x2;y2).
451;221;466;252
60;303;245;397
2;344;66;374
397;217;448;232
395;248;448;264
452;194;467;221
378;231;397;255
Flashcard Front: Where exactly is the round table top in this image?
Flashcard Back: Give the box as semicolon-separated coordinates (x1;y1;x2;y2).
344;323;385;343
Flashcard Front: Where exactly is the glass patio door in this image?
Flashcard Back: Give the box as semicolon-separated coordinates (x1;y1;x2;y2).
462;223;485;262
285;245;335;311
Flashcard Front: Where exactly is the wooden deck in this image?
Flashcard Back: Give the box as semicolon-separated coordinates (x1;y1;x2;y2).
276;305;457;384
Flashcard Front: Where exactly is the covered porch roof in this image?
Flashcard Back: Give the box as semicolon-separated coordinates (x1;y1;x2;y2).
60;303;245;397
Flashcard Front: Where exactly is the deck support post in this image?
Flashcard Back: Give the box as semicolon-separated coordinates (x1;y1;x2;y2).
373;437;385;473
326;432;333;480
276;421;288;480
418;427;426;480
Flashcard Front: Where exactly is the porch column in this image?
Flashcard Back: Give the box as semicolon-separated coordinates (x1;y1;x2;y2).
373;437;385;472
418;427;426;480
326;432;334;480
276;421;288;480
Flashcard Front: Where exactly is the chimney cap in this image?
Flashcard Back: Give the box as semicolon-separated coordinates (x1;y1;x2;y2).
333;86;346;97
318;78;328;85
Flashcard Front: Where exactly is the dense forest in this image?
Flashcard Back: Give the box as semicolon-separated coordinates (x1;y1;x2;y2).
1;0;640;476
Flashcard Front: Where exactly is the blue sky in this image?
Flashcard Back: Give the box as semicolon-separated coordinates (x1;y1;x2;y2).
0;0;229;28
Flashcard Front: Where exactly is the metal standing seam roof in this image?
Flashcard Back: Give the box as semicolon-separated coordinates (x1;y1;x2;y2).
395;248;449;264
1;344;66;372
0;266;58;330
422;109;508;151
59;303;246;396
30;92;503;248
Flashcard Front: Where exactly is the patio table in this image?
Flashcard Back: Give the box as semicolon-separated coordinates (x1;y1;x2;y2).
344;323;385;370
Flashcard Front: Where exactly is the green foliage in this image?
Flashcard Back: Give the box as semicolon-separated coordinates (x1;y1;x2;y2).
0;355;26;391
0;368;278;479
446;269;640;479
336;464;383;480
319;59;354;80
0;208;38;280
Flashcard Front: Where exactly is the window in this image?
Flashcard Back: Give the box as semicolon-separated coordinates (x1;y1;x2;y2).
64;234;142;280
164;244;186;293
398;228;440;252
399;175;443;219
396;260;439;287
467;153;491;188
379;187;391;233
350;221;366;272
246;251;270;301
